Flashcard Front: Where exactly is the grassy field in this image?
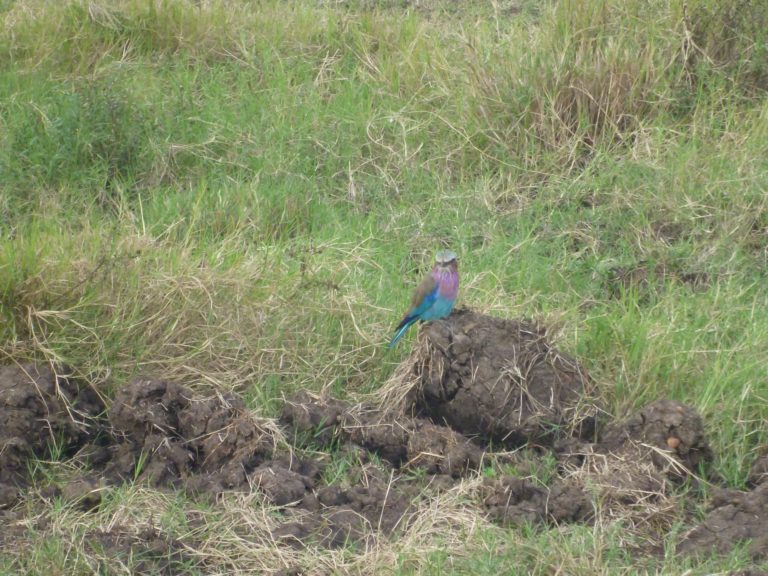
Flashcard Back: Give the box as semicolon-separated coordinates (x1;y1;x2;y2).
1;0;768;573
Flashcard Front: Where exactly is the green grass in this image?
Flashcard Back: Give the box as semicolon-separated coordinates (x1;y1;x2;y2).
1;0;768;573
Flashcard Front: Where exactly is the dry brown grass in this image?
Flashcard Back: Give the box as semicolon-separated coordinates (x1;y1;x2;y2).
559;443;686;547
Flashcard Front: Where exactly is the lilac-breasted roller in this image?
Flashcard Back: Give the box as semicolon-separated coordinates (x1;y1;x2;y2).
388;249;459;348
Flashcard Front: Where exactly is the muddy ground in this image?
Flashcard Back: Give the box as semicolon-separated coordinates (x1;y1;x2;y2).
1;310;767;565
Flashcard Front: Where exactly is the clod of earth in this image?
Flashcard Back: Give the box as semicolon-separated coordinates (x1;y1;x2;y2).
107;378;278;493
277;468;418;549
250;460;317;506
0;363;104;508
599;399;713;475
480;476;593;527
555;399;713;537
397;309;596;447
556;399;712;481
281;391;483;476
1;374;288;509
677;483;768;560
278;391;349;446
0;367;423;549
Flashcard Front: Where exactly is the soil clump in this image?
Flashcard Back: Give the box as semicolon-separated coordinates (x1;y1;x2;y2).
281;391;483;476
479;476;593;526
678;482;768;560
399;309;596;447
0;363;104;508
106;378;277;493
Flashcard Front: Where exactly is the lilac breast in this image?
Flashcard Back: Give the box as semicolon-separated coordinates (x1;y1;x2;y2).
433;266;459;301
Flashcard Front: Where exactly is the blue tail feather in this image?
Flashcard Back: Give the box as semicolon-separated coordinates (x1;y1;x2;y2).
387;318;416;349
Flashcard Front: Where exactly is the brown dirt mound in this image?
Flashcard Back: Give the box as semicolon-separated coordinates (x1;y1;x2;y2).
677;483;768;560
394;309;596;447
0;363;105;508
0;368;416;549
282;391;483;476
1;355;759;562
555;400;713;540
0;372;285;508
105;378;278;494
480;476;593;527
279;391;349;446
599;399;712;474
249;457;321;506
277;466;418;549
557;399;712;479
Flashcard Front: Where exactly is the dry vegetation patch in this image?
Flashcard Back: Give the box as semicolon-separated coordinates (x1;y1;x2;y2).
2;310;768;569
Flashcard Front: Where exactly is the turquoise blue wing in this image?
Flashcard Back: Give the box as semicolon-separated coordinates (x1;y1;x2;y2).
387;275;438;349
399;276;438;328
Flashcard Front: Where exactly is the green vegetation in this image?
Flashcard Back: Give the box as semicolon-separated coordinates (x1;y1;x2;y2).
1;0;767;573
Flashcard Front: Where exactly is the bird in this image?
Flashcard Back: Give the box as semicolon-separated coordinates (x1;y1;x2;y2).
388;249;459;348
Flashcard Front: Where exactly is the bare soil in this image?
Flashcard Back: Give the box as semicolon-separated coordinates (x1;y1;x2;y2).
1;311;766;560
0;363;104;508
677;483;768;560
107;378;276;494
605;263;711;297
282;391;483;476
403;309;597;446
479;476;593;526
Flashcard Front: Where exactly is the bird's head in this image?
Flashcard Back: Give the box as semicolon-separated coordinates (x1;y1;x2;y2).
435;249;458;270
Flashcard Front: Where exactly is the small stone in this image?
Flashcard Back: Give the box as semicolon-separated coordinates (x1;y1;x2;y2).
666;437;681;449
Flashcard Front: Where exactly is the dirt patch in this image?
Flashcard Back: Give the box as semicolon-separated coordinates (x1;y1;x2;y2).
678;483;768;560
250;458;319;506
86;525;192;575
106;378;278;494
392;309;596;447
0;372;283;508
0;363;105;508
555;400;713;539
277;467;418;549
480;476;592;527
279;391;349;446
0;333;757;563
0;368;417;550
346;410;483;476
599;399;713;475
606;263;710;297
282;392;483;476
